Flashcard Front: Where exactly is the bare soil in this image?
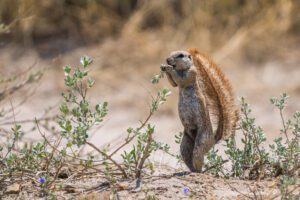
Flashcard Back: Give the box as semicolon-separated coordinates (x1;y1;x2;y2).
2;167;296;200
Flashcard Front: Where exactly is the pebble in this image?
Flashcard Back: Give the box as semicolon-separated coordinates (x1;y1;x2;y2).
5;183;21;194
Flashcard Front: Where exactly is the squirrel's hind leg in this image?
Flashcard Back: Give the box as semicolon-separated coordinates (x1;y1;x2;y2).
180;131;196;172
192;130;215;172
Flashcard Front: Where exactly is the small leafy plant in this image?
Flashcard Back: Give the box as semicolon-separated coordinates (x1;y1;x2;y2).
0;56;172;198
121;77;171;178
59;56;108;148
204;93;299;198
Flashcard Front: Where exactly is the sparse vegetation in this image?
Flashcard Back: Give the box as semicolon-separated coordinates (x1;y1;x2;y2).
0;56;173;198
0;1;299;198
1;58;298;199
204;93;299;199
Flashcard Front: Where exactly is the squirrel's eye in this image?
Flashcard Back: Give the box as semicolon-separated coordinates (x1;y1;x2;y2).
177;54;184;58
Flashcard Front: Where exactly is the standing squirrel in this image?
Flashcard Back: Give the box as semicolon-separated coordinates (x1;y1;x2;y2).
161;48;239;172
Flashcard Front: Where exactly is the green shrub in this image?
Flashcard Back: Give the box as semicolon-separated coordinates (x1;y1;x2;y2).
204;93;299;198
0;56;171;197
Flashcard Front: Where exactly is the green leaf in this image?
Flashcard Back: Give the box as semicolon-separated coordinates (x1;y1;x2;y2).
60;103;69;115
127;127;133;134
103;102;108;108
64;66;71;75
162;88;171;96
80;56;93;68
87;78;95;88
64;75;75;87
65;120;72;132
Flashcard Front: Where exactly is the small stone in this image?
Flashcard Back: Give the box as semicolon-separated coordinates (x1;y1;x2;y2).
5;183;21;194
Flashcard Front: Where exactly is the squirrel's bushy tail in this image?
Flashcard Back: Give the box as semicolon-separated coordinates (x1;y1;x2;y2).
188;48;239;142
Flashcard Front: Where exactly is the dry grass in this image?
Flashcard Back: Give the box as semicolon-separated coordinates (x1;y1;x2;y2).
0;0;299;61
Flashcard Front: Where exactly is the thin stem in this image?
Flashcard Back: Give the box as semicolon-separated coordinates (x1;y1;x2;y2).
86;141;128;178
109;94;160;158
4;100;18;159
279;108;289;143
135;130;153;179
47;161;64;188
45;137;62;172
0;116;56;126
203;160;229;173
108;109;154;158
35;119;101;163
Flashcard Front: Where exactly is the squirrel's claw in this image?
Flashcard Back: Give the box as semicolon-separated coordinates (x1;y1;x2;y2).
160;64;173;72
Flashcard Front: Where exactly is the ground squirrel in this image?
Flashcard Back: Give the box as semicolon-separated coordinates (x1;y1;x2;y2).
161;48;239;172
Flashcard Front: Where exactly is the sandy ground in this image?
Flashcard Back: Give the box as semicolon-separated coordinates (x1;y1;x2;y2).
2;167;297;200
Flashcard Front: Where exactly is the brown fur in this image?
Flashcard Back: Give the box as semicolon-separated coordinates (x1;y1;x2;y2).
187;48;239;141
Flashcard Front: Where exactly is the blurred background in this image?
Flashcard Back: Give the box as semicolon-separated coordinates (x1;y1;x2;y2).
0;0;299;159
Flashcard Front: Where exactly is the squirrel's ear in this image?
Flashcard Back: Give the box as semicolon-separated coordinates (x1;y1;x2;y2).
187;48;199;56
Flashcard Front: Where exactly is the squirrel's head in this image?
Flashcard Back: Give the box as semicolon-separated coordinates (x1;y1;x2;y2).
166;51;193;71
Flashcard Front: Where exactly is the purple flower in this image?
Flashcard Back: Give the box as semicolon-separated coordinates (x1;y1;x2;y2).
39;177;46;184
182;186;191;195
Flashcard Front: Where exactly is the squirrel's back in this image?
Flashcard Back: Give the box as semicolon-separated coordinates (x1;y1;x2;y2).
188;48;239;141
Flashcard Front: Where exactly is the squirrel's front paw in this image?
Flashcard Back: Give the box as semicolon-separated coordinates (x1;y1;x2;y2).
160;64;173;72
